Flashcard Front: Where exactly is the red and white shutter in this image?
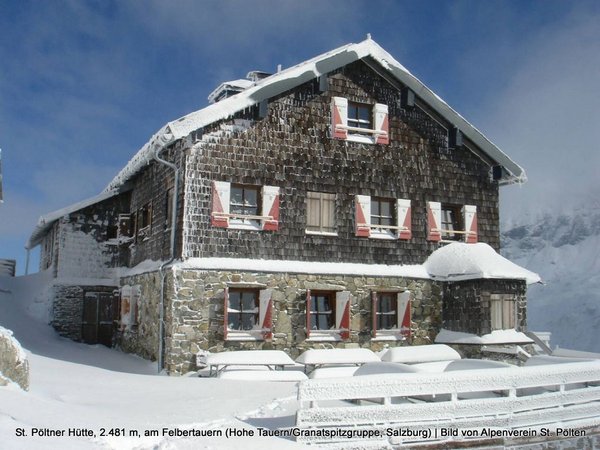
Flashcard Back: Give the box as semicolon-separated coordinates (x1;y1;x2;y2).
397;291;411;339
371;291;378;337
261;185;280;231
426;201;442;242
259;289;273;340
463;205;478;243
120;285;132;329
355;195;371;237
223;286;229;340
331;97;348;139
374;103;389;145
396;198;412;240
211;181;230;228
335;291;351;340
305;289;311;338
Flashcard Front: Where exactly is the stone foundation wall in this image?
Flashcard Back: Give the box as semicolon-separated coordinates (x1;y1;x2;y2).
161;268;442;374
113;271;164;362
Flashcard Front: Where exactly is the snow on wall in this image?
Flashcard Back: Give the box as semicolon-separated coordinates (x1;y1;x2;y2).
55;222;117;283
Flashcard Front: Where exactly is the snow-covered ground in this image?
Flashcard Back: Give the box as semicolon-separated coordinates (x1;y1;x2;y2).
502;205;600;353
0;272;304;450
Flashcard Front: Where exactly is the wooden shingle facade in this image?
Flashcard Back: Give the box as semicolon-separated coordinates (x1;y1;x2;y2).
29;39;536;374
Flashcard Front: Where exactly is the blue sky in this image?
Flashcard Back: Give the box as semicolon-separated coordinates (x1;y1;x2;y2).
1;0;599;274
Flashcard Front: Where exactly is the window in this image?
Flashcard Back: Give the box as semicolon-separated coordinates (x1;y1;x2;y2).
376;293;398;330
306;192;336;234
137;202;152;241
227;289;259;331
164;187;174;230
426;202;478;243
305;290;351;340
355;195;412;240
309;292;335;331
224;287;273;340
371;291;411;339
490;294;516;331
347;101;372;131
440;204;463;241
211;181;280;231
371;197;395;227
331;97;389;144
230;184;260;217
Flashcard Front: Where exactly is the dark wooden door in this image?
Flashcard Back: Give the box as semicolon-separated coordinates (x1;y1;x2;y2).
82;292;113;347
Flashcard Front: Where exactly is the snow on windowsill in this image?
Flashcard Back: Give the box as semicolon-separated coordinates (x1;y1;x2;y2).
371;334;406;342
225;334;264;342
305;230;338;237
346;134;376;145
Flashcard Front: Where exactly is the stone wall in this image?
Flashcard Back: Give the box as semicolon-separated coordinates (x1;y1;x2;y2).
0;326;29;390
113;271;163;362
442;279;528;335
158;268;442;374
182;60;500;266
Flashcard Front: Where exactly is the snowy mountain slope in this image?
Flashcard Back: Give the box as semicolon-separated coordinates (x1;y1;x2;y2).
0;273;303;449
501;206;600;353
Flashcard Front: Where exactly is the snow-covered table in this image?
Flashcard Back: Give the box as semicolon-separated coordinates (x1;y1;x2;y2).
204;350;298;376
295;348;380;373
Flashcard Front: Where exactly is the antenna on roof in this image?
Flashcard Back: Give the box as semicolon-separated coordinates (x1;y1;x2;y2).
277;64;282;73
366;33;372;40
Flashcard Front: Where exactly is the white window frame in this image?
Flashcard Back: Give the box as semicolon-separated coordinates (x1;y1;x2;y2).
332;97;389;145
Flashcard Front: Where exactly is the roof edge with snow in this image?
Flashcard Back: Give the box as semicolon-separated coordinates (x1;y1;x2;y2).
103;37;526;194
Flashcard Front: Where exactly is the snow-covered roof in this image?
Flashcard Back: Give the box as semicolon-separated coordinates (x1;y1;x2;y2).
26;189;122;249
207;79;253;104
424;242;541;284
103;37;526;194
28;38;527;248
435;328;534;345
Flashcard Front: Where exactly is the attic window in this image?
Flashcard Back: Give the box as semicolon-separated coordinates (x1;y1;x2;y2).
347;102;372;132
331;97;389;144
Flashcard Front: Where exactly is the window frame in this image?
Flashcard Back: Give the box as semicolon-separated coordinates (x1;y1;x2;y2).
370;196;396;239
347;101;373;132
305;290;351;341
223;287;273;341
371;290;411;340
136;202;153;241
490;294;517;331
375;292;398;331
226;288;260;333
309;291;335;331
331;97;389;145
440;203;464;241
229;184;261;227
305;191;337;235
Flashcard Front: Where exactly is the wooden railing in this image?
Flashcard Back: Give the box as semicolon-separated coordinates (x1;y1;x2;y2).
295;360;600;447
